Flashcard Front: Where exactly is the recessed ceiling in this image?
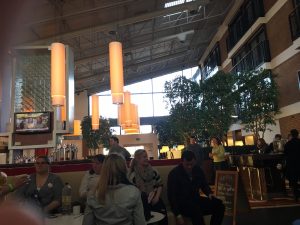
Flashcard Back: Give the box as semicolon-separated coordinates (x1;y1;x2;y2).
10;0;234;95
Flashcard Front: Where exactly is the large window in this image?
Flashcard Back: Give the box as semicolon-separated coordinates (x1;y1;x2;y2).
232;27;270;74
90;67;199;134
289;4;300;41
201;43;221;79
227;0;265;51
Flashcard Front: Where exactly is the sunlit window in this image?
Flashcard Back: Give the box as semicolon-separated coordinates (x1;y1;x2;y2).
164;0;194;8
92;66;199;125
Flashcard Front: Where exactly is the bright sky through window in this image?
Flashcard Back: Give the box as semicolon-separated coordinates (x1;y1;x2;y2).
91;66;199;134
164;0;194;8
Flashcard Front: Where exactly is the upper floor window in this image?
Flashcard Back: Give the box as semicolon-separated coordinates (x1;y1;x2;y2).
231;27;270;74
289;3;300;41
201;43;221;80
227;0;265;51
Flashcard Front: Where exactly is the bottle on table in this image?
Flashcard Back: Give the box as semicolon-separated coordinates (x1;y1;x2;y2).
62;182;72;214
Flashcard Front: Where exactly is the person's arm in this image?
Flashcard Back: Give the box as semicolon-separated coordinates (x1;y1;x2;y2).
151;168;163;205
133;189;147;225
196;167;212;197
44;175;63;213
82;198;95;225
167;170;181;217
1;175;30;197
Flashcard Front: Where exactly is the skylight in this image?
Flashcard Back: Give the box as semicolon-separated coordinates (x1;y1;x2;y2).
164;0;194;8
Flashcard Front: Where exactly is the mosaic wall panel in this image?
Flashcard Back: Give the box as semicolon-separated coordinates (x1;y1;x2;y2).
14;53;52;112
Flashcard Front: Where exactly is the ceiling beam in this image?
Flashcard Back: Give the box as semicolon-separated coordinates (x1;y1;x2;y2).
23;0;210;45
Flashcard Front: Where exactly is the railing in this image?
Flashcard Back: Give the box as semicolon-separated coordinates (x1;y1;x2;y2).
289;5;300;41
231;40;271;75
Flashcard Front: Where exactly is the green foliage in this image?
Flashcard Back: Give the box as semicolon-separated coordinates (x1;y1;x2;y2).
155;69;280;145
158;76;202;145
199;71;237;138
236;69;280;138
81;116;112;150
154;118;184;147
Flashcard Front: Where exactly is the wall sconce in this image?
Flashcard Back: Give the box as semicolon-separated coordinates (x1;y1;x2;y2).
160;146;169;153
51;43;65;107
91;95;99;130
177;145;185;151
109;41;124;104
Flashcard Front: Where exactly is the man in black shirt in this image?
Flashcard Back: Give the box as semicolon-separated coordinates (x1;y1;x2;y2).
167;151;224;225
284;129;300;201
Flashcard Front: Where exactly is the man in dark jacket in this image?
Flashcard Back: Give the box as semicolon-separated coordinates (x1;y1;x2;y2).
284;129;300;201
167;151;224;225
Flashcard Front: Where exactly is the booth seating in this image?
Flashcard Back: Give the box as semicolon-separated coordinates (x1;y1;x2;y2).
2;161;212;225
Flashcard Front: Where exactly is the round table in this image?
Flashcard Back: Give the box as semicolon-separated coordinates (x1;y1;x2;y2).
147;211;165;224
45;214;83;225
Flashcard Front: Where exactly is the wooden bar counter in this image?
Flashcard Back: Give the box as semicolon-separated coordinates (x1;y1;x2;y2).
229;153;286;201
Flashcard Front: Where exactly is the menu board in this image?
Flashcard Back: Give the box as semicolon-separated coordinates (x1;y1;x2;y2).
214;171;238;217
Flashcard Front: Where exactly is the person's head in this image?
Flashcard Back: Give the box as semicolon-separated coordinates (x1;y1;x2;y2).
274;134;282;140
210;137;221;147
92;154;105;175
189;136;197;145
257;138;267;146
181;151;196;173
34;156;50;174
109;136;119;146
130;149;148;169
97;154;129;203
0;200;43;225
290;129;299;138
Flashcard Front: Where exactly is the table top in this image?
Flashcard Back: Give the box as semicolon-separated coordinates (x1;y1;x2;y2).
45;211;164;225
45;214;83;225
147;211;165;224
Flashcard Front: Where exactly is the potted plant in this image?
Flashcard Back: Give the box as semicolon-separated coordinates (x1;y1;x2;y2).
81;116;112;156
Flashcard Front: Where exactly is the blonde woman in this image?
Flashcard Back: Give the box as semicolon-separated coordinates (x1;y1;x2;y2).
209;137;227;171
129;149;168;224
82;154;146;225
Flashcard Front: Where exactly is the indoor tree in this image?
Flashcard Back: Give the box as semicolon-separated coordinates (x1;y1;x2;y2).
81;116;112;155
236;69;280;139
199;71;237;139
157;76;203;145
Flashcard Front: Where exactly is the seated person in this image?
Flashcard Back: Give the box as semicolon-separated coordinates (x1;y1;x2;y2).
128;149;168;224
79;154;105;201
82;154;146;225
16;156;63;214
0;172;30;201
168;151;225;225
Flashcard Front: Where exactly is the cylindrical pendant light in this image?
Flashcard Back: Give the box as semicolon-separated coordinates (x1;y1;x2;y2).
124;91;132;126
73;120;82;135
109;41;124;104
91;95;99;130
51;43;66;107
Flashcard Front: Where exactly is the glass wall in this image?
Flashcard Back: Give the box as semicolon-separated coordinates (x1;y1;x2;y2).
90;66;199;134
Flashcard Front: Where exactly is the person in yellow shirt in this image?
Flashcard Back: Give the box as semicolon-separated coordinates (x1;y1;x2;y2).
209;137;227;172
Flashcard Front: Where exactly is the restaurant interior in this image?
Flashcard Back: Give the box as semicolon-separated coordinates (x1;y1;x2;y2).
0;0;300;225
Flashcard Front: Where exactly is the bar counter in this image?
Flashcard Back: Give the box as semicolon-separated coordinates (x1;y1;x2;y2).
0;159;182;176
229;153;286;200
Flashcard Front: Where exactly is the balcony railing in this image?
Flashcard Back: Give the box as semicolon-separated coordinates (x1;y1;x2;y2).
289;5;300;41
231;40;271;75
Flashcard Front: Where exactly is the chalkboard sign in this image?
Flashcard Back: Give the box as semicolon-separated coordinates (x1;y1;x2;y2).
214;171;238;218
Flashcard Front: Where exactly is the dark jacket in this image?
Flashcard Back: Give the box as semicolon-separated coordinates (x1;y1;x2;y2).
167;164;212;216
284;137;300;179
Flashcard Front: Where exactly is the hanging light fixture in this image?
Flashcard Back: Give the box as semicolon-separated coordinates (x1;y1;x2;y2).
73;120;82;135
91;95;99;130
51;43;66;107
109;41;124;104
